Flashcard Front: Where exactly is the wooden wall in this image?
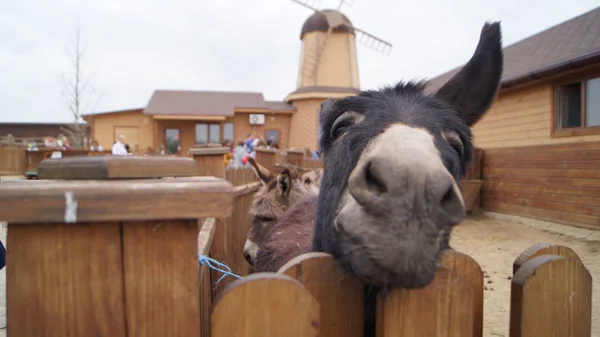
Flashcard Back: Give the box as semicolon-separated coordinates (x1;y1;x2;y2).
482;141;600;230
471;85;600;149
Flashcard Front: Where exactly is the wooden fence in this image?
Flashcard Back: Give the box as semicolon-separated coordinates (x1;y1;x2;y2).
0;145;26;175
0;153;592;336
203;235;592;336
482;141;600;230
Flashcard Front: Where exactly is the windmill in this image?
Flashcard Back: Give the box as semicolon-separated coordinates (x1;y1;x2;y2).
289;0;393;82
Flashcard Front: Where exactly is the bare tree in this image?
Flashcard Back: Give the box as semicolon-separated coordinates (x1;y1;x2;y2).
60;23;102;148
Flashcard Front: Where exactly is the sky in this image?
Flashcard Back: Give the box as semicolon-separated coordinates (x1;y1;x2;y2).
0;0;598;123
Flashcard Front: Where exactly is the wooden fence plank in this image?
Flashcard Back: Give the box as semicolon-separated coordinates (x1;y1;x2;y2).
211;273;320;337
441;251;484;337
510;255;592;337
512;243;584;274
376;267;474;337
6;222;126;337
198;218;217;337
279;252;364;337
122;220;201;337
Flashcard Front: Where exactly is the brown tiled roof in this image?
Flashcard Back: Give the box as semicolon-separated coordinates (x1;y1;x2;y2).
426;7;600;93
265;101;296;111
144;90;276;116
300;10;353;40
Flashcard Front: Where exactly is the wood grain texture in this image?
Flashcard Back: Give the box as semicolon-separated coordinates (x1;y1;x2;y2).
461;180;483;213
512;242;583;274
279;252;364;337
441;251;484;337
211;183;260;296
0;176;234;224
482;141;600;229
122;220;201;337
198;218;216;337
191;147;229;179
254;148;277;173
6;222;126;337
377;267;474;337
211;273;320;337
37;155;198;180
510;255;592;337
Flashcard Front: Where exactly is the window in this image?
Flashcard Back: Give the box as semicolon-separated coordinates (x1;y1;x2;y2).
195;124;208;144
165;128;180;154
209;124;220;143
265;129;280;143
224;123;234;142
195;123;221;145
554;76;600;136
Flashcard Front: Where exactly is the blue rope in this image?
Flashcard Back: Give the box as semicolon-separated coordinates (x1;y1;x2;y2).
198;253;242;285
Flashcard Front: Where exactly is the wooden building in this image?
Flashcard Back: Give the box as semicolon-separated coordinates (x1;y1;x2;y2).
84;9;363;154
84;92;296;155
427;7;600;229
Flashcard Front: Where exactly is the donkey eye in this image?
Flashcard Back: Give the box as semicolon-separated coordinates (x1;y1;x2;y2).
331;119;353;139
258;216;276;223
450;142;464;155
442;131;464;156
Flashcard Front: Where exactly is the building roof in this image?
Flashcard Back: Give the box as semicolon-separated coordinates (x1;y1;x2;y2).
426;6;600;93
300;9;353;39
265;100;296;111
143;90;295;116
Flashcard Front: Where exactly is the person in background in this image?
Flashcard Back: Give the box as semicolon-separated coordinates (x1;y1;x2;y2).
112;134;128;156
245;134;255;153
90;140;104;151
232;140;247;168
311;145;320;159
222;139;233;167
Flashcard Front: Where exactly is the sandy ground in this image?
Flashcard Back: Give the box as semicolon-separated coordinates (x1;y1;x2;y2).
0;213;596;336
451;214;600;337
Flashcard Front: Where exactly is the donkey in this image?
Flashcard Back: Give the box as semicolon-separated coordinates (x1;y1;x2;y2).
256;22;503;290
243;158;321;266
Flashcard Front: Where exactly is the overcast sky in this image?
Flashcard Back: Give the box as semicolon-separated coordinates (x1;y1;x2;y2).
0;0;598;123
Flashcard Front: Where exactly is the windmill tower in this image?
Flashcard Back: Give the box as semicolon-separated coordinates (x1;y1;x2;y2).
285;0;392;150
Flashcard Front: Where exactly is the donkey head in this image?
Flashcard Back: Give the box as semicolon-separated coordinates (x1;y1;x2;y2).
313;22;503;289
244;158;319;265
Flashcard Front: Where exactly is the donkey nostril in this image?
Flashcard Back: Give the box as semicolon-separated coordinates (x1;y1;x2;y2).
364;161;387;194
244;253;254;266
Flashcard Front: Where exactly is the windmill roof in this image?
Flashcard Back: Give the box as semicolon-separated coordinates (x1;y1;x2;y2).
426;6;600;93
300;9;353;40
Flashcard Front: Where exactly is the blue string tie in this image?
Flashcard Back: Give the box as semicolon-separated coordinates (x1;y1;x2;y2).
198;253;242;286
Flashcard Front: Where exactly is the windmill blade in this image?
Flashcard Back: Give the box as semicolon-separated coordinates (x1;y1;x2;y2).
302;25;333;79
352;26;393;55
289;0;322;12
337;0;358;10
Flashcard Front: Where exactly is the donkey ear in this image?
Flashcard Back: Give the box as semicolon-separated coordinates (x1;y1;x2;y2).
434;22;503;127
248;157;273;185
277;169;293;199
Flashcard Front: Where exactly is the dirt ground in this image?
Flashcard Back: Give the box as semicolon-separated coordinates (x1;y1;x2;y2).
451;215;600;337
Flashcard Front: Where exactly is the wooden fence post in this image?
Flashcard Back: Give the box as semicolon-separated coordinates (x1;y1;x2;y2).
189;147;229;179
254;147;277;173
285;148;304;168
211;273;320;337
0;156;234;337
